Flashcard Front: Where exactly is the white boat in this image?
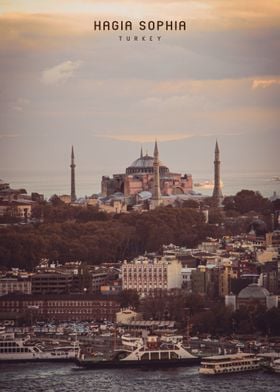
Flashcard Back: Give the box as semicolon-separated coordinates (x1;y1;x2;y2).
77;334;200;369
0;332;79;362
194;180;223;189
199;353;261;375
268;358;280;373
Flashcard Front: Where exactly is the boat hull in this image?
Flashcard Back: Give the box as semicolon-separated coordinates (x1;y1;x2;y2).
199;367;260;375
0;357;78;363
262;364;280;374
0;353;78;363
76;357;201;369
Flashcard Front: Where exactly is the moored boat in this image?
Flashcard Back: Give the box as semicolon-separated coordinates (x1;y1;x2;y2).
76;334;200;369
263;358;280;374
199;352;261;375
0;331;79;362
193;180;223;189
270;359;280;373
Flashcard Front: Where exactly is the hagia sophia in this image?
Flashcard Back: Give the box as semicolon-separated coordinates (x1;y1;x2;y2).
101;143;193;203
68;140;223;211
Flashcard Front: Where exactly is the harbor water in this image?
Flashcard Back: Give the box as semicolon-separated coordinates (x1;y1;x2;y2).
1;169;280;199
0;362;280;392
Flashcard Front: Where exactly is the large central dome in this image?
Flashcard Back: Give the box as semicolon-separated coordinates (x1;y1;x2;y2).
126;151;169;175
130;154;157;168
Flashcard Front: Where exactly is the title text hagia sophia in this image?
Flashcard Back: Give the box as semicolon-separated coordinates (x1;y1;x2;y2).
93;20;186;32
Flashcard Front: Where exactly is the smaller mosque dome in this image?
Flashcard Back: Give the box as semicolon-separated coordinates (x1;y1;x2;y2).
248;219;267;236
137;191;152;200
238;283;270;299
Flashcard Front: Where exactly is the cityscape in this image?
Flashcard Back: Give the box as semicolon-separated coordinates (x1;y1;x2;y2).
1;1;280;391
1;138;280;382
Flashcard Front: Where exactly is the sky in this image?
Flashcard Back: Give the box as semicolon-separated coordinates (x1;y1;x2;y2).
0;0;279;192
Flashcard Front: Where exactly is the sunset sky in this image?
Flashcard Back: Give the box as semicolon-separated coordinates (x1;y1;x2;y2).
0;0;279;183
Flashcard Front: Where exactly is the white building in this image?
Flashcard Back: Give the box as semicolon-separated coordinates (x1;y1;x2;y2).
121;255;182;296
198;241;219;253
0;278;31;297
181;267;196;292
0;200;32;219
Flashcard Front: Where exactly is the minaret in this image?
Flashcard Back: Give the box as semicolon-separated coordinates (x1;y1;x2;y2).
70;146;76;202
140;146;143;158
212;140;223;205
151;140;161;209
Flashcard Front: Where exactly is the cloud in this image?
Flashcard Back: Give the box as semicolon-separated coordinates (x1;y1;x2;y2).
95;133;193;142
0;133;19;139
41;60;82;85
252;79;280;89
12;98;30;112
94;130;245;143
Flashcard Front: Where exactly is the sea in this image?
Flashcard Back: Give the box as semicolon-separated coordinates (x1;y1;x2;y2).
0;362;279;392
1;169;280;200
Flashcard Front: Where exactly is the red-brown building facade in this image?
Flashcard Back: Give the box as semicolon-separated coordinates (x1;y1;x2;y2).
101;145;193;200
0;294;121;322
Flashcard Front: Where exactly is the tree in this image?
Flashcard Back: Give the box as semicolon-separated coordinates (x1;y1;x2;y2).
140;290;187;323
181;200;199;209
208;208;224;224
264;307;280;335
223;190;272;215
223;196;235;210
272;198;280;211
118;290;140;310
49;194;65;207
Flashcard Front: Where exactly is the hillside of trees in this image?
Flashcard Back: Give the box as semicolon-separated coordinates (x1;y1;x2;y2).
0;189;278;271
0;206;218;271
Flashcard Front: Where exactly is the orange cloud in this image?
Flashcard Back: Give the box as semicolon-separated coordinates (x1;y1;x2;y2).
252;79;280;89
95;133;194;143
0;13;92;50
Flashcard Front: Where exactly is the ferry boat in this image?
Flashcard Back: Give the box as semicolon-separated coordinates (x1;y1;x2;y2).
121;334;143;350
270;359;280;373
0;331;79;362
76;334;200;369
263;358;280;374
194;180;223;189
199;353;261;375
